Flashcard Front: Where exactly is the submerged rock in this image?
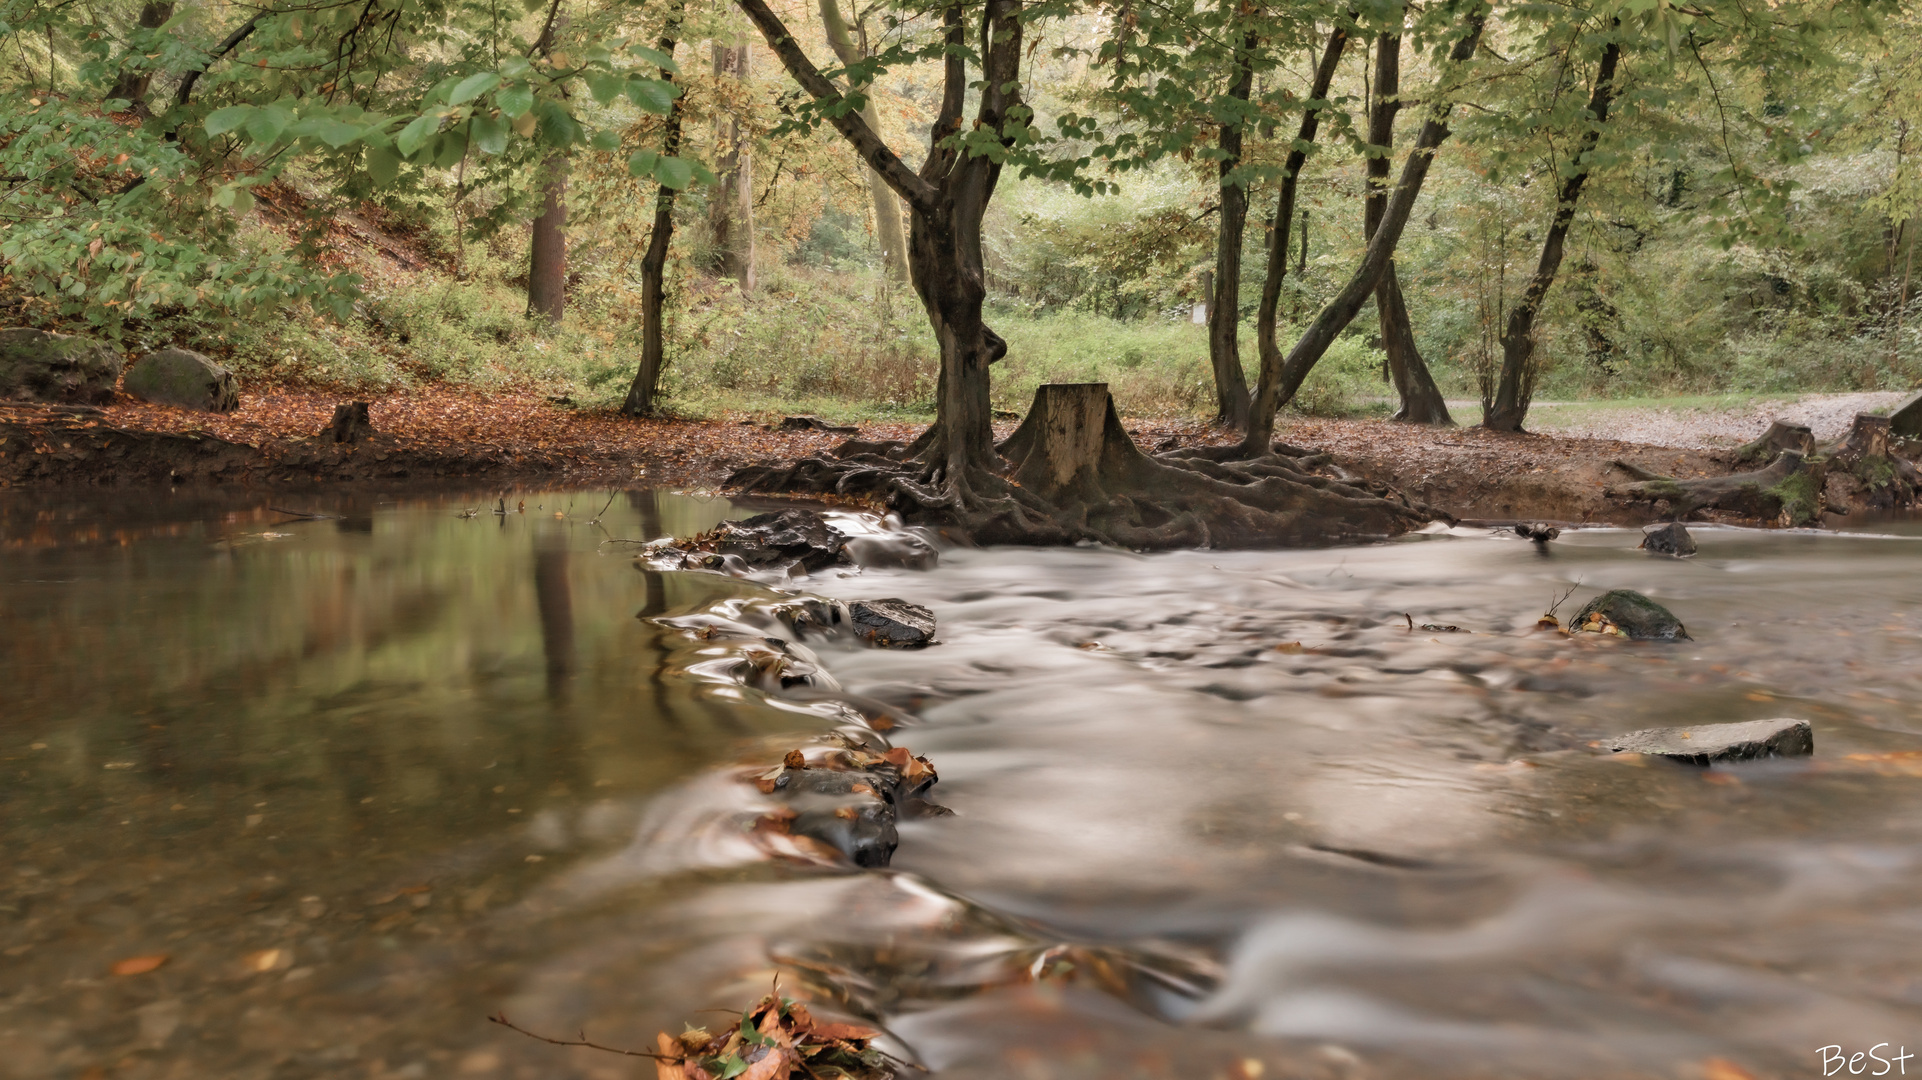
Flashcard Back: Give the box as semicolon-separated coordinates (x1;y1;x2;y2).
1603;718;1813;765
1572;589;1689;641
844;531;939;570
1640;522;1697;557
0;328;121;404
759;744;943;867
123;348;240;412
849;598;936;648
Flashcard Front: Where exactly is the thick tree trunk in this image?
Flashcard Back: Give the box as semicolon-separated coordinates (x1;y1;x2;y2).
1244;9;1485;454
106;1;172;115
1207;28;1258;430
1256;25;1346;407
525;156;568;322
1364;32;1452;425
708;42;756;292
1484;37;1621;432
819;0;909;284
623;18;685;417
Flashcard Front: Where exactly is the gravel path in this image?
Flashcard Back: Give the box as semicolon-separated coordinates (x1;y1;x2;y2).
1511;391;1912;449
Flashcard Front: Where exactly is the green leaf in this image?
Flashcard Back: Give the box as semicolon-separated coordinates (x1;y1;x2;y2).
626;149;659;177
533;100;582;146
395;113;440;157
365;146;401;185
587;72;624;106
314;121;365;149
245;105;291;144
204;106;253;137
589;129;621;152
449;72;501;105
625;78;678;115
499;56;532;80
497;83;535;119
471;113;508;155
432;129;468;168
653;156;693;189
628;45;678;73
688;160;718;186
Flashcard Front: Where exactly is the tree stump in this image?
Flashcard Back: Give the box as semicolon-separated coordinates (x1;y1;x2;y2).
997;382;1110;500
1733;419;1814;464
325;401;374;443
1827;412;1919;509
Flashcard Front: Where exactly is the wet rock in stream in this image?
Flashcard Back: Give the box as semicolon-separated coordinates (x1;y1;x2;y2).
1640;522;1698;557
1571;589;1689;641
755;745;943;867
849;599;937;648
1603;718;1813;765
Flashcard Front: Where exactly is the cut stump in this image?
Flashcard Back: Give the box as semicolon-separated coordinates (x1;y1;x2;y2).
325;401;375;443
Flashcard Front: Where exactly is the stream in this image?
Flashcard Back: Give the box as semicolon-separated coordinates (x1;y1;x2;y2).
5;487;1922;1079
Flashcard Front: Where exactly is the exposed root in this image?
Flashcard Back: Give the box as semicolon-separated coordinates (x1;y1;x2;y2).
730;384;1442;549
1608;450;1831;526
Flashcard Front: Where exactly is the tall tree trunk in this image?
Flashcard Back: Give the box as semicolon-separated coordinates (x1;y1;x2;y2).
106;1;172;115
525;155;568;322
819;0;910;284
1484;36;1621;432
1207;28;1258;430
1365;31;1452;425
1257;24;1347;415
707;41;756;292
622;11;686;417
1245;8;1485;454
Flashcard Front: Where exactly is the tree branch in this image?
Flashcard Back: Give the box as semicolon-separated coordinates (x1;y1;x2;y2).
735;0;937;214
173;11;268;111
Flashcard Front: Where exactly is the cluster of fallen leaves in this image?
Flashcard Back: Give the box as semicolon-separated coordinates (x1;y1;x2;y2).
654;993;893;1080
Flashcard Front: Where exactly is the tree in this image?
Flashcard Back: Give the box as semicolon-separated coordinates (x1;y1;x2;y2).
1482;28;1621;431
818;0;909;284
707;35;757;292
624;2;689;417
1245;1;1486;454
1364;27;1452;425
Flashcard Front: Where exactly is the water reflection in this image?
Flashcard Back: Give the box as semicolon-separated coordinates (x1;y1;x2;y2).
8;502;1922;1079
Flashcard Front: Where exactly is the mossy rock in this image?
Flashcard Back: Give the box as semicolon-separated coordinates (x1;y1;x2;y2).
122;348;240;412
0;328;122;404
1571;589;1689;641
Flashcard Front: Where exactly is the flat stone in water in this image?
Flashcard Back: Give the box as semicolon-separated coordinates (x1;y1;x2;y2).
849;599;936;648
1604;718;1813;765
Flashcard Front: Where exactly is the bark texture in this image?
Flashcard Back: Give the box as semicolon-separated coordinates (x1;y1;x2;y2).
1483;36;1621;431
525;155;568;323
1364;32;1452;425
1246;8;1485;453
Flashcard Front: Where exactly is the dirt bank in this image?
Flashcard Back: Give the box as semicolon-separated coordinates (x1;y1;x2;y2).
0;387;1876;528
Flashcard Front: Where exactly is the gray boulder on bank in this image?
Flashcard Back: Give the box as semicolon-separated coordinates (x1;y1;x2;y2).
1603;718;1813;765
122;348;240;412
0;328;122;404
1640;522;1697;557
1572;589;1689;640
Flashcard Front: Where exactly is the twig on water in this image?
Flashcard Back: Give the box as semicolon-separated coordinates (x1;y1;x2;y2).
487;1013;682;1062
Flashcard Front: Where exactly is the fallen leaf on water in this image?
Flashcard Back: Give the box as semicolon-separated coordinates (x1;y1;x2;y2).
112;954;168;976
783;749;807;770
1820;751;1922;776
245;948;293;973
1273;642;1303;654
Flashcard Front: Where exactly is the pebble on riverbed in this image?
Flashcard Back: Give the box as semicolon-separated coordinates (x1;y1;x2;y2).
1602;718;1813;765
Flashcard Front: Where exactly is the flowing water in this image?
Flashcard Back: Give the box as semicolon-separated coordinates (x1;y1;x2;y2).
5;488;1922;1080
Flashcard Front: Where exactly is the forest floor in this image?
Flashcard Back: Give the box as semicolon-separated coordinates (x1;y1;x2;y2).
0;383;1808;527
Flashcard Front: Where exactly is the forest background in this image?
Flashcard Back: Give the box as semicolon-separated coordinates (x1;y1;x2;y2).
0;0;1917;431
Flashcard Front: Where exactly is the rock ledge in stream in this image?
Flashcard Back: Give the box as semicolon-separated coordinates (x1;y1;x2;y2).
1572;589;1689;640
1640;522;1697;557
1603;718;1813;765
848;599;936;648
685;508;851;574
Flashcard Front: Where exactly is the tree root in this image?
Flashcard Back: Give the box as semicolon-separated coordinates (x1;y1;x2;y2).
1608;450;1832;526
729;384;1442;549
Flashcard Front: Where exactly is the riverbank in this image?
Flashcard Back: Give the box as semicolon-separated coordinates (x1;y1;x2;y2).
0;385;1854;526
